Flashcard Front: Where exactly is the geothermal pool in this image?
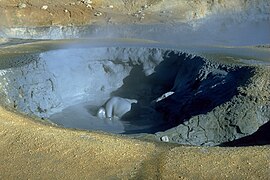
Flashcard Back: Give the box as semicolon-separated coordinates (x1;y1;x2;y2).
0;38;269;146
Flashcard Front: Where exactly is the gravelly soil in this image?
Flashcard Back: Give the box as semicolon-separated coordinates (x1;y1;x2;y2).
0;106;269;179
0;0;265;27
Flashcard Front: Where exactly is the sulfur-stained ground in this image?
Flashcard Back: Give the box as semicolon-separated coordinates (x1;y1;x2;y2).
0;0;256;27
0;107;269;179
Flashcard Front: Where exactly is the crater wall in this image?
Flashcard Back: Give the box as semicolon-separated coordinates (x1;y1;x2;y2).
0;47;269;146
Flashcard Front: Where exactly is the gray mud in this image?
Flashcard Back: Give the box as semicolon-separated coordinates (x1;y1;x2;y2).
0;39;269;146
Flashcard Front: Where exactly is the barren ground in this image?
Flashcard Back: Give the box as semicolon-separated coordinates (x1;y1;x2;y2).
0;0;250;27
0;107;269;179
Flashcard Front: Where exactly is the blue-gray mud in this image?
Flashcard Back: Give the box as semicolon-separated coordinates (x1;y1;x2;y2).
0;38;269;146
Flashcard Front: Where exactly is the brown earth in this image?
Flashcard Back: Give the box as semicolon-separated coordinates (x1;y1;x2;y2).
0;107;269;179
0;0;251;27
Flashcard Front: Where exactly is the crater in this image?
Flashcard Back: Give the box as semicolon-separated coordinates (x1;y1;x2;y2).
0;46;268;146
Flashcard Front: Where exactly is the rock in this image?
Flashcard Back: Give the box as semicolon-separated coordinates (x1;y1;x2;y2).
155;91;174;102
86;4;92;8
76;1;82;5
83;0;92;4
161;136;169;142
133;13;139;18
142;5;148;9
41;5;48;10
18;3;27;9
94;12;102;16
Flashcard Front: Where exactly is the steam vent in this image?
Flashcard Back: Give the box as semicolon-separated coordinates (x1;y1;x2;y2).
0;0;270;179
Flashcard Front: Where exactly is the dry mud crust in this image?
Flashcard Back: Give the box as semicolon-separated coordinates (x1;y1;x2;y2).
155;64;270;146
0;106;269;179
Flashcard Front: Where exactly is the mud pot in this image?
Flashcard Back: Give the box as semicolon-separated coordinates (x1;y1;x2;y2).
0;38;269;146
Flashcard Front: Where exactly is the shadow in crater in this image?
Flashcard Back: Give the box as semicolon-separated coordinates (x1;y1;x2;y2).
157;67;252;125
111;51;253;134
220;121;270;147
111;52;185;105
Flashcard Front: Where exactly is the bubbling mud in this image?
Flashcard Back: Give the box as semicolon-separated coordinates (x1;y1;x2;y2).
0;45;269;146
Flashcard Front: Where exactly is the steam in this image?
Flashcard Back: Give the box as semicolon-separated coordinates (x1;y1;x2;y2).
0;0;269;47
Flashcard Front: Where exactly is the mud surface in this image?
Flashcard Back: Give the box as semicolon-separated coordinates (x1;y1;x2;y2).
0;43;269;146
